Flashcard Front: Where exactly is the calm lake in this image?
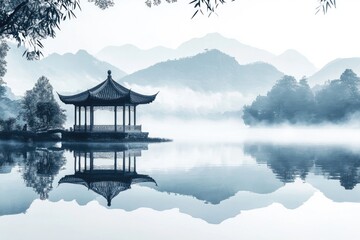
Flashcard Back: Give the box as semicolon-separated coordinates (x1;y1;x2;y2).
1;137;360;239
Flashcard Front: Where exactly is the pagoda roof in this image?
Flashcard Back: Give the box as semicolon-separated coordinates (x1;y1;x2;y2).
58;170;157;206
58;70;157;106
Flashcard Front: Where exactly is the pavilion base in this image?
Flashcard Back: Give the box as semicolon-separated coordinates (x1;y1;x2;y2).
62;131;149;142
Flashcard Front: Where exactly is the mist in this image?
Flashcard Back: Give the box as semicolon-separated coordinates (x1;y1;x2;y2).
58;80;360;146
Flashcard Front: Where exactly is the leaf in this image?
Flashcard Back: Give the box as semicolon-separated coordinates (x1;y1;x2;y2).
191;9;199;19
36;40;44;48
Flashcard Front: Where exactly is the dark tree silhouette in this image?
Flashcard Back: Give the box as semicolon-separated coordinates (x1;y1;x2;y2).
0;0;82;60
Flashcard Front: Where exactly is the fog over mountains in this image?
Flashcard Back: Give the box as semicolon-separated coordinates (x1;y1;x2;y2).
121;49;283;94
97;33;317;79
4;32;360;120
4;45;126;95
308;58;360;86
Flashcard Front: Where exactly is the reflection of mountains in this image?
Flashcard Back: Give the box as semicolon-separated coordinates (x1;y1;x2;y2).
150;165;282;204
244;143;360;190
58;143;156;206
3;142;360;224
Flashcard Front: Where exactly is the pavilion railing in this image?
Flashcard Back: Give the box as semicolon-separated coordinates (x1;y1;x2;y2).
74;125;142;132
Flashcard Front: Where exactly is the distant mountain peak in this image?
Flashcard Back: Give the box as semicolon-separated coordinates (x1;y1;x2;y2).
279;49;303;57
96;32;317;78
75;49;90;55
195;48;235;58
4;47;127;95
121;47;283;94
308;57;360;86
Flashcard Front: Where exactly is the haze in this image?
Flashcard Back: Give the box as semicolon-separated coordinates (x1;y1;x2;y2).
41;0;360;69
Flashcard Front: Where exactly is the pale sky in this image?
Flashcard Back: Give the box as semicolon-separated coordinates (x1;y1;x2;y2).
41;0;360;68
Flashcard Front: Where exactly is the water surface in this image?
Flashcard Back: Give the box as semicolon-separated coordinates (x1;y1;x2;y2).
1;140;360;239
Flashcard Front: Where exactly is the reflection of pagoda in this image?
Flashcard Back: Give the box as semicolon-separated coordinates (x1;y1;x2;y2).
59;144;156;206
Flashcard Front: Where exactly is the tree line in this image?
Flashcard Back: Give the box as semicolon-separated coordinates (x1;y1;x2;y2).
243;69;360;125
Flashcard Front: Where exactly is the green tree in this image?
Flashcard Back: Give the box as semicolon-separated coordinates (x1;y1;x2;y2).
22;76;66;130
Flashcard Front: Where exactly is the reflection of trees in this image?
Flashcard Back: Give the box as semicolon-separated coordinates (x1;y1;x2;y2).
245;144;360;189
244;144;314;183
22;149;66;200
0;144;28;173
315;151;360;190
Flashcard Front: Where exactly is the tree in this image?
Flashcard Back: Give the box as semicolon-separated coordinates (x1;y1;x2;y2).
36;101;65;130
315;69;360;121
243;75;316;125
21;76;66;130
0;40;9;82
0;0;82;60
0;40;9;98
0;117;16;131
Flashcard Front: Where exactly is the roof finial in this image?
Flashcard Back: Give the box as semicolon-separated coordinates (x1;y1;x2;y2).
107;70;112;78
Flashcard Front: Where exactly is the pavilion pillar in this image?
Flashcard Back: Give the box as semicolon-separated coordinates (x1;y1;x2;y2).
114;151;117;171
78;106;81;131
114;106;117;132
74;156;77;172
90;152;94;172
85;106;87;132
84;153;87;171
122;151;125;172
90;106;94;131
128;155;131;172
128;105;131;126
74;106;77;131
134;106;136;126
122;105;125;132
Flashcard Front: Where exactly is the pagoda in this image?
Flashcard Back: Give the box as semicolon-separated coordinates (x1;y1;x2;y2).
59;143;156;206
58;70;157;140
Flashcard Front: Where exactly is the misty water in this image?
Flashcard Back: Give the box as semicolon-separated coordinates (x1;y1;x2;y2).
1;125;360;239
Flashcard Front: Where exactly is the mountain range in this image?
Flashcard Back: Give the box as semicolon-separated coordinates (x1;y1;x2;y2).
121;49;283;94
5;33;360;98
308;58;360;86
4;45;126;95
97;33;317;79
